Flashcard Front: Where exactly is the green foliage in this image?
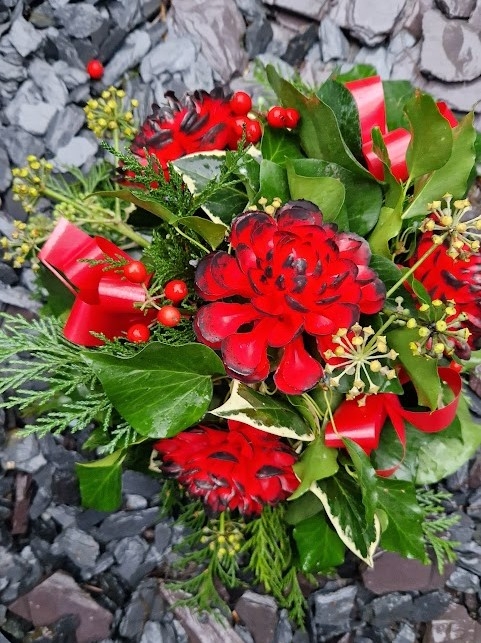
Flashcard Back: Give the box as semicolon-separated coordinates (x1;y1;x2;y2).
256;159;290;202
293;512;345;573
287;165;345;221
382;80;415;131
317;78;363;160
47;161;114;201
290;438;339;500
76;449;126;511
417;488;460;573
261;126;304;167
142;226;200;291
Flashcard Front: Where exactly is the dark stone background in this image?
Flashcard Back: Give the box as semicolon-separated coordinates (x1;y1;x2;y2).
1;1;481;642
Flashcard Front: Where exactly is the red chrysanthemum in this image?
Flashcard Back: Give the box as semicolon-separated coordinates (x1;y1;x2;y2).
154;420;299;515
409;233;481;349
194;200;386;394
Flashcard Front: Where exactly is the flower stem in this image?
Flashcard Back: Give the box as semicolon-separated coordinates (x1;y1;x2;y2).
111;128;122;221
385;233;448;299
174;225;209;254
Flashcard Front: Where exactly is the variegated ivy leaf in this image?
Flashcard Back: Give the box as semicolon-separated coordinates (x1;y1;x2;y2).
211;381;314;441
311;470;381;566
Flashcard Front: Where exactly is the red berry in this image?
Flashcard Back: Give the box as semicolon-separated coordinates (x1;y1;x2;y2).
86;59;104;80
233;116;249;139
284;108;300;128
164;279;189;304
157;305;182;327
245;119;262;144
267;106;287;128
123;260;148;284
127;323;150;343
230;91;252;116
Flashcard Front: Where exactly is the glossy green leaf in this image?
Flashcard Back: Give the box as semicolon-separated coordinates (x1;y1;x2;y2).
290;437;339;499
85;343;225;439
405;92;452;179
387;328;441;410
402;113;476;220
211;380;312;440
75;449;126;511
267;65;371;178
257;159;290;202
334;64;378;82
286;158;382;235
368;255;416;315
287;163;345;221
376;477;428;562
343;438;379;524
261;127;304;167
284;491;324;525
317;79;362;160
313;468;381;566
293;513;346;573
176;216;227;249
382;80;414;131
95;189;177;224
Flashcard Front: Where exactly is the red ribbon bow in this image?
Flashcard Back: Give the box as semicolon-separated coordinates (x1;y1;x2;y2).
324;367;462;476
39;218;153;346
344;76;458;182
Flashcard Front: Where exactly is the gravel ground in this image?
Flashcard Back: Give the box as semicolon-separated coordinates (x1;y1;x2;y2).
1;1;481;642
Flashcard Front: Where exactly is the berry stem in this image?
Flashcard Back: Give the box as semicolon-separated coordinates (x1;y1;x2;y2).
385;232;448;299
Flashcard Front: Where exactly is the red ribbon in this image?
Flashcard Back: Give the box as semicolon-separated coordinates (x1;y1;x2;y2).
324;367;462;476
344;76;458;182
39;218;154;346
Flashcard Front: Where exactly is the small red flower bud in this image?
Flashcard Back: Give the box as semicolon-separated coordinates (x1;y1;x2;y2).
86;59;104;80
123;260;148;284
127;323;150;343
164;279;189;304
267;106;287;128
230;91;252;116
284;108;300;129
157;305;182;327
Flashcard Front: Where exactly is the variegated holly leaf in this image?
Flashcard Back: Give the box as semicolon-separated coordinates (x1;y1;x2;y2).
211;380;313;440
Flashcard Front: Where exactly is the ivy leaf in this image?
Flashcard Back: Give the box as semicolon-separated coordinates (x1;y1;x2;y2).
313;468;381;566
317;78;363;160
402;113;476;220
287;162;345;221
405;92;453;180
387;328;441;410
85;343;225;439
290;437;339;500
261;127;304;167
95;189;177;224
376;477;428;562
286;159;382;235
256;159;290;202
176;216;227;249
343;438;379;524
284;491;324;525
266;65;371;178
211;380;312;440
75;449;126;511
293;513;346;573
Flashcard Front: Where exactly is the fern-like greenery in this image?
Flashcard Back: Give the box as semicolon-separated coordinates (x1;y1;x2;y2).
417;487;460;573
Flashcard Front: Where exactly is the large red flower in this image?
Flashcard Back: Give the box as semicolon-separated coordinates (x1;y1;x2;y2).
154;420;299;515
409;233;481;349
194;200;386;394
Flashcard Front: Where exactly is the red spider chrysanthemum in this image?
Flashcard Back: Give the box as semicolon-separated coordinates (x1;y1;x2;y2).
409;232;481;349
194;200;386;394
154;420;299;515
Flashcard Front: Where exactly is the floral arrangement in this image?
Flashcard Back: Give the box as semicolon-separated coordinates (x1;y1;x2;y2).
2;66;481;624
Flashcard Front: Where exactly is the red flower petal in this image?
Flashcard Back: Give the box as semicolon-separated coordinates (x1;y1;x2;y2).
222;319;271;378
194;302;261;347
274;335;323;394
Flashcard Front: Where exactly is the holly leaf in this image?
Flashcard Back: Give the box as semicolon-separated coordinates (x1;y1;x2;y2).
387;328;441;410
211;380;312;440
256;159;290;202
293;513;346;573
290;437;339;499
405;92;453;180
85;343;225;439
402;113;476;220
75;449;126;511
287;163;345;221
286;159;382;235
376;477;428;562
313;468;381;566
261;127;304;167
176;216;227;249
266;65;372;178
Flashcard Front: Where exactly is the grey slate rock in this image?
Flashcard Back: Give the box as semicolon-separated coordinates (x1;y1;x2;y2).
101;28;151;87
319;16;350;61
245;17;273;58
0;433;47;474
29;59;69;107
140;620;163;643
235;591;279;643
56;4;105;38
122;470;161;500
54;135;98;170
140;35;198;83
420;9;481;82
98;27;128;63
53;527;100;572
1;126;45;167
45;105;85;154
0;147;12;192
309;585;357;641
182;53;215;92
263;0;329;20
348;0;407;46
446;566;480;592
0;57;27;83
0;262;17;286
154;522;172;555
393;623;417;643
236;0;265;20
274;610;293;643
96;507;159;542
170;0;247;82
363;592;414;627
30;3;56;29
4;79;43;126
119;578;160;640
110;0;143;31
435;0;477;18
9;15;44;57
17;102;58;136
44;29;84;68
409;590;452;622
52;60;89;90
282;23;318;67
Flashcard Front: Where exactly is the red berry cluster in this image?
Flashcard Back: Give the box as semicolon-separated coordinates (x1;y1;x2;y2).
228;91;262;146
122;263;189;343
266;106;300;129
